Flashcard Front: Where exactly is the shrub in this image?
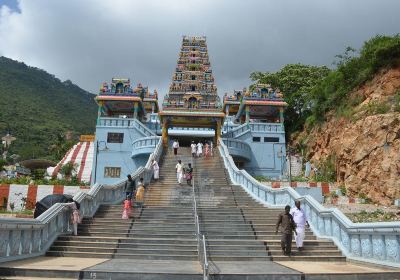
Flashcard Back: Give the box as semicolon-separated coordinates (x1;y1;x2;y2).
255;175;272;182
394;90;400;112
60;162;77;178
313;155;336;182
307;34;400;129
330;191;338;198
32;169;46;180
365;101;391;115
291;176;308;182
339;185;347;196
0;175;90;186
358;192;372;204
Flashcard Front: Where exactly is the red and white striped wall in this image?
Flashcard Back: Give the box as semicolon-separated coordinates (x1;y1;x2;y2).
263;181;333;195
50;141;94;183
0;184;89;211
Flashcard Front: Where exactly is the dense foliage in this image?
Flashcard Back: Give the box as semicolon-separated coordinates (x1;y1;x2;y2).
250;64;331;135
0;57;97;161
308;34;400;126
250;34;400;135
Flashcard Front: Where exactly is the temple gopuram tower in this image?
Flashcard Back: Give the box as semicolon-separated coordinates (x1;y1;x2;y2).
159;36;224;146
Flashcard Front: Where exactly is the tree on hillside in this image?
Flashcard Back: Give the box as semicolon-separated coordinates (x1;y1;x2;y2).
49;132;75;161
309;34;400;122
0;57;97;161
250;64;331;135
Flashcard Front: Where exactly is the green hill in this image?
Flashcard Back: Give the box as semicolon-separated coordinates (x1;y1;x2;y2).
0;56;97;161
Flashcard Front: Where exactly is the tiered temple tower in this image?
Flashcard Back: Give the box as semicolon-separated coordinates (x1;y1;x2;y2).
160;36;224;145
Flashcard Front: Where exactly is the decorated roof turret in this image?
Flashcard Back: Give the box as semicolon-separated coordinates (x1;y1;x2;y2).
224;84;284;103
162;35;221;110
99;78;137;96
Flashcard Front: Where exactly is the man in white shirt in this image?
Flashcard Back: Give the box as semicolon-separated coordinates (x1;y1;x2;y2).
196;142;203;157
175;160;183;185
290;200;310;251
172;140;179;156
191;141;197;157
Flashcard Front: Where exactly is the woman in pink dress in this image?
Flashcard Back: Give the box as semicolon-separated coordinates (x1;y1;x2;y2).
204;143;210;157
65;199;81;236
122;198;131;219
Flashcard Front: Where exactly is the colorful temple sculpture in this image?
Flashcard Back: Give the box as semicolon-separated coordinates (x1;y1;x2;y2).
222;84;288;178
159;36;224;146
91;36;287;185
92;78;159;185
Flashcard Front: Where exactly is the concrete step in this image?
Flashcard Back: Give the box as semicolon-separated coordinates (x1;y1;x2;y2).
46;251;198;260
53;241;198;250
78;232;196;239
79;228;197;234
57;236;197;245
48;245;197;255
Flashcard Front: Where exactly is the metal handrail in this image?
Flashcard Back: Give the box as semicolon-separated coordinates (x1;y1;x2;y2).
202;234;209;279
191;157;209;280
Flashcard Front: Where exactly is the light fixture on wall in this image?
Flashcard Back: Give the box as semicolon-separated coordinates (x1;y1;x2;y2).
98;140;109;151
93;140;109;184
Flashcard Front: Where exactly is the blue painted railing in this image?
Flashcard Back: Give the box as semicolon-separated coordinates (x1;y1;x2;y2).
248;123;284;133
218;139;400;268
98;117;155;137
223;122;285;139
222;116;240;134
132;136;161;158
222;123;250;139
0;138;163;263
222;138;251;161
170;127;214;131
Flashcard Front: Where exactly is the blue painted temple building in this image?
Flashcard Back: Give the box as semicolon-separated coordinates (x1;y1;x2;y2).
91;36;287;185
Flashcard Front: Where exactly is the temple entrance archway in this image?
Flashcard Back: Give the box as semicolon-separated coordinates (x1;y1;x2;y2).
159;113;224;148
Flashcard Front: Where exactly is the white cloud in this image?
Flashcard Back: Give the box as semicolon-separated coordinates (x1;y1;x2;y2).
0;0;399;99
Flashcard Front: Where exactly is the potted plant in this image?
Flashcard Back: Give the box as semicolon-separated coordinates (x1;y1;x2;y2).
330;191;339;205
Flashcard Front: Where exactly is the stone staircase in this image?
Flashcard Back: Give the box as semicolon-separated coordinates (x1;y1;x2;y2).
47;146;344;262
193;149;345;262
47;147;198;260
7;146;400;280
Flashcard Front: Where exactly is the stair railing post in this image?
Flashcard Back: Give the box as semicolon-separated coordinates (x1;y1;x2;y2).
191;154;209;280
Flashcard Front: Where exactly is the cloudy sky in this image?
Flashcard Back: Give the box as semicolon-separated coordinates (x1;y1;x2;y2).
0;0;399;99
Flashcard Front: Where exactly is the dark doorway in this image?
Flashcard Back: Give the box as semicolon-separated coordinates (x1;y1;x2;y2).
116;82;124;93
188;97;197;108
169;135;214;147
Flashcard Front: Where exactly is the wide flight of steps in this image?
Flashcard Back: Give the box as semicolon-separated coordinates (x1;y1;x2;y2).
46;146;344;262
194;150;345;262
46;148;198;260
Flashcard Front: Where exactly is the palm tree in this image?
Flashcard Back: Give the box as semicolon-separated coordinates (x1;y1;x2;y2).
60;162;78;180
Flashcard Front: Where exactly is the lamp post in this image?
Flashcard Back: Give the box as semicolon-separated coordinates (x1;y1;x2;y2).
0;122;16;160
287;147;292;187
93;140;108;184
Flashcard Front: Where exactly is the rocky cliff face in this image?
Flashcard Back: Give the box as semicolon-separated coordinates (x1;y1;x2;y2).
293;67;400;205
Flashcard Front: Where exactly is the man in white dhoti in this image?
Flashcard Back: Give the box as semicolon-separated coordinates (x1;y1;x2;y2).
175;160;183;185
196;142;203;157
290;201;310;251
152;159;159;180
191;141;197;157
